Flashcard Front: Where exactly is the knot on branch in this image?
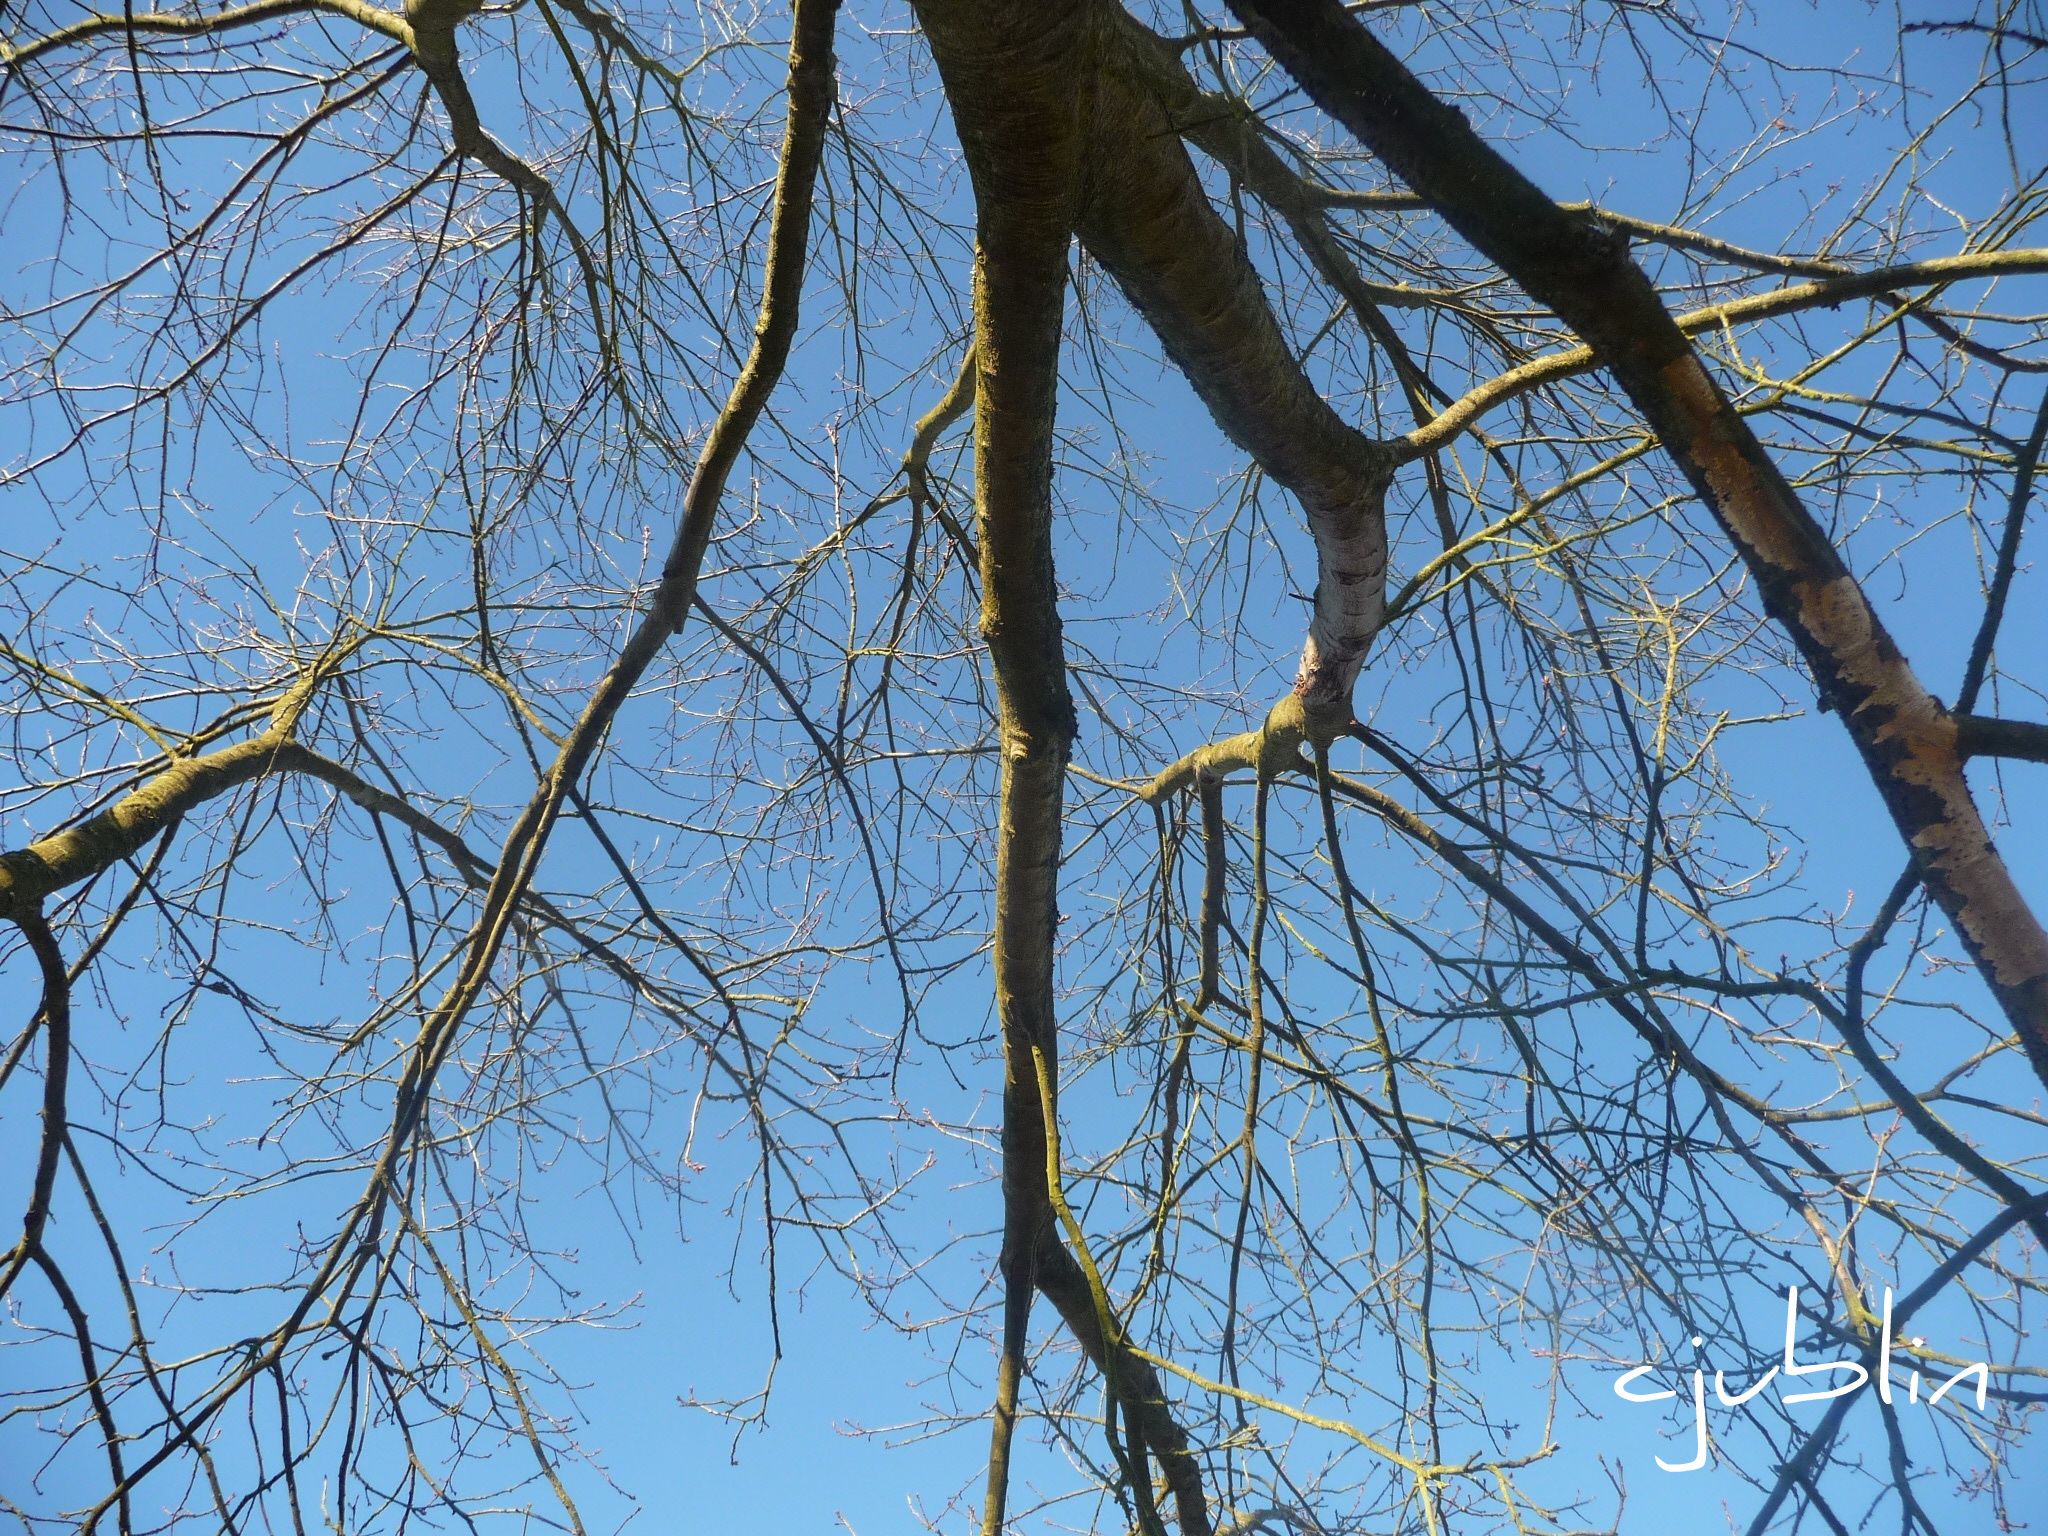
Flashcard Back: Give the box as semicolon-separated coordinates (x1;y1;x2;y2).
1137;691;1343;804
404;0;483;69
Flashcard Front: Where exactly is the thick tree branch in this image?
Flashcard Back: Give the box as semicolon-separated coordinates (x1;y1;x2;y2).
1080;18;1392;734
909;6;1091;1531
0;913;70;1303
1225;0;2048;1086
916;9;1233;1530
1956;714;2048;764
0;661;339;921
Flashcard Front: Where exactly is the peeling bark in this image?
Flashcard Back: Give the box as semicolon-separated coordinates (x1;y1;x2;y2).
1226;0;2048;1083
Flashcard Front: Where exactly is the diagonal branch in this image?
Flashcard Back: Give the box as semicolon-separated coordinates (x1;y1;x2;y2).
1079;16;1393;736
1225;0;2048;1088
61;5;839;1523
0;657;345;921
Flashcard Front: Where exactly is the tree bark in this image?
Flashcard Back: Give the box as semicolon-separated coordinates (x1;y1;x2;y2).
1078;20;1392;733
909;7;1088;1532
1225;0;2048;1085
914;9;1222;1529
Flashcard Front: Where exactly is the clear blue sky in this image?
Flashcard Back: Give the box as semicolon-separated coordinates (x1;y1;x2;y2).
2;2;2044;1533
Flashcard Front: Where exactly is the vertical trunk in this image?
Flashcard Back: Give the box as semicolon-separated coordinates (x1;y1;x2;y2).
916;11;1226;1529
910;7;1086;1530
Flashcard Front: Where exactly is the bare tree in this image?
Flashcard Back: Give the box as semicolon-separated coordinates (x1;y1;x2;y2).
3;1;2044;1533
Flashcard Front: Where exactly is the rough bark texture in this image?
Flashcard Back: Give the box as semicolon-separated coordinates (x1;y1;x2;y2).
1227;0;2048;1083
0;736;280;920
909;7;1089;1532
914;8;1222;1530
